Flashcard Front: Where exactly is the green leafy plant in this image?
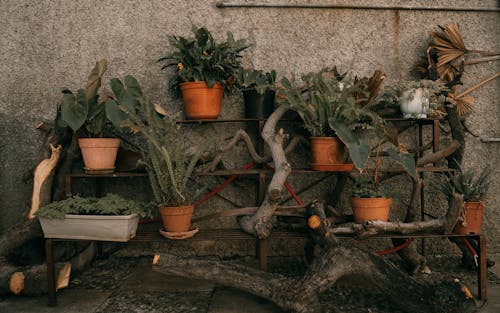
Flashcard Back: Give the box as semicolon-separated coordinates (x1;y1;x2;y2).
105;75;208;206
381;79;448;116
351;176;390;198
280;67;386;169
438;167;491;202
36;194;151;219
158;26;250;98
58;59;125;137
237;68;276;94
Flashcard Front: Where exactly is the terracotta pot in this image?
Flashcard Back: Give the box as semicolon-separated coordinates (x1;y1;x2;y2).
454;202;484;234
351;197;392;224
180;81;224;119
158;204;194;233
310;137;346;165
78;138;120;171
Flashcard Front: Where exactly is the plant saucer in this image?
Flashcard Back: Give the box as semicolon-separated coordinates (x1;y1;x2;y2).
159;226;199;240
84;167;115;175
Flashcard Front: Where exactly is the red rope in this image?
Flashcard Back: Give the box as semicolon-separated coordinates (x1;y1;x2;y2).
193;162;254;207
283;182;303;205
462;237;478;256
376;238;415;255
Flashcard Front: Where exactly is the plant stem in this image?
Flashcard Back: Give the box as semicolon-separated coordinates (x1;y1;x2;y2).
465;55;500;65
457;72;500;98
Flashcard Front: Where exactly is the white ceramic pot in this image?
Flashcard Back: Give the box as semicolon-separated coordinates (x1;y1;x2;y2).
400;88;430;118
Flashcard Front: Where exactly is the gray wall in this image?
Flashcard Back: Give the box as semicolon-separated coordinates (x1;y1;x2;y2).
1;1;499;253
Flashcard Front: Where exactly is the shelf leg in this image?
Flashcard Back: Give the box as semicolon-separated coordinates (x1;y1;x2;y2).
478;235;487;300
45;239;57;306
258;238;268;271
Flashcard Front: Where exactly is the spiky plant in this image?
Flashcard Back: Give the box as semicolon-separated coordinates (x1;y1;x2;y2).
279;67;386;169
439;167;491;202
105;75;208;206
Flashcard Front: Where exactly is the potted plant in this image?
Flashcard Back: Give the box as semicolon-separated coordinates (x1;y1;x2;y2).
280;68;385;171
36;194;150;241
106;75;207;234
439;167;491;234
58;59;126;173
158;26;249;120
350;176;392;223
382;79;448;118
237;68;277;119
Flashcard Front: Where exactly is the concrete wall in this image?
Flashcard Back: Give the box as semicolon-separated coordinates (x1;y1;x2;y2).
1;1;498;253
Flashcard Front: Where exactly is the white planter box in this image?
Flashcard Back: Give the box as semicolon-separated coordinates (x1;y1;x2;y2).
39;214;139;242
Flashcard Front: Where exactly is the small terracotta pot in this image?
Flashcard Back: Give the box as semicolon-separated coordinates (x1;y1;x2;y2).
454;202;484;234
78;138;120;170
351;197;392;224
158;204;194;233
310;137;346;164
180;82;223;119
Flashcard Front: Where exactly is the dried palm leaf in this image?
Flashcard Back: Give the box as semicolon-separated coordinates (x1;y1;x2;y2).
456;96;475;116
439;22;466;51
448;92;475;116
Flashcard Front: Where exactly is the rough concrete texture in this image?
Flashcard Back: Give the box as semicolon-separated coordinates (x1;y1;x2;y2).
0;1;498;254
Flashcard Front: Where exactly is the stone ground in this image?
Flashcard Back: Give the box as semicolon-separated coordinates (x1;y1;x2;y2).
0;254;499;313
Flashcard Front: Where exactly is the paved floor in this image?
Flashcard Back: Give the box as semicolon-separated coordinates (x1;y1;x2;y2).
0;256;499;313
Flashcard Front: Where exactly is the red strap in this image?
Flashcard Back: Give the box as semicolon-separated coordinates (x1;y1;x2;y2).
193;162;254;207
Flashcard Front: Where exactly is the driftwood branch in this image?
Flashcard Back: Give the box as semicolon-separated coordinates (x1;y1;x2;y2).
330;192;463;237
238;105;293;238
200;129;303;173
28;144;62;219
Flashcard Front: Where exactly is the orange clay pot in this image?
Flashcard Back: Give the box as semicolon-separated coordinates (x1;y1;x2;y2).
78;138;120;171
454;202;484;234
310;137;346;164
158;204;194;233
350;197;392;224
180;82;223;119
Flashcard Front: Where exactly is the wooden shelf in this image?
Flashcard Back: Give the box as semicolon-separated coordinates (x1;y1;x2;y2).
67;172;147;178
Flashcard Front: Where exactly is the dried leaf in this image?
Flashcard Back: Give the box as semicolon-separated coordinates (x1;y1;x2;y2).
443;22;466;51
154;103;169;116
456;96;475;116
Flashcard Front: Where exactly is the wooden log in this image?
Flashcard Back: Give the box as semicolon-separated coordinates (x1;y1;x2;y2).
0;241;95;296
153;201;473;313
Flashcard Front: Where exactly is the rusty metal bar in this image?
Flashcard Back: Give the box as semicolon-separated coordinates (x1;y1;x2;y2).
216;2;500;12
478;235;488;300
45;239;57;306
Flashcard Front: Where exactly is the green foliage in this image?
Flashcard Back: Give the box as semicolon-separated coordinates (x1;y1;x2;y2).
58;59;126;137
351;177;390;198
237;68;276;94
36;194;151;219
106;75;207;206
158;26;250;98
280;68;385;169
381;79;448;114
438;167;491;202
